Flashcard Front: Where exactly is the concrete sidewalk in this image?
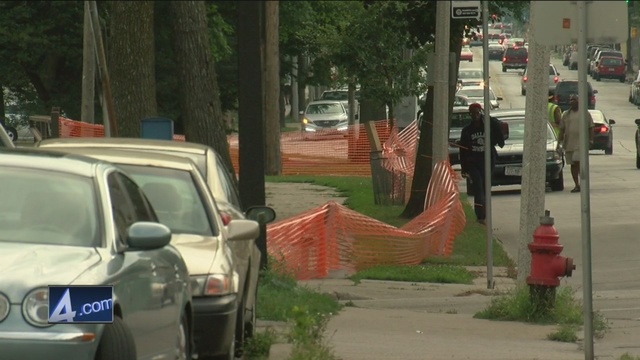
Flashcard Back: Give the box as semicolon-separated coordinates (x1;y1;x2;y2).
262;182;635;360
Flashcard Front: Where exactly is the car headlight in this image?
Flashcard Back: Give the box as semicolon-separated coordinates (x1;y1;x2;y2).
190;275;231;297
0;293;9;322
302;118;309;124
547;150;561;161
22;288;51;327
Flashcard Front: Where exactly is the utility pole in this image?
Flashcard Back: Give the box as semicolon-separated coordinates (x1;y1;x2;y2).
432;1;451;163
517;1;549;285
81;1;95;124
88;1;118;137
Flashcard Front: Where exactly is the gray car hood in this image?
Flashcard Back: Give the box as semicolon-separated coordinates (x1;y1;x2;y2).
498;140;556;154
0;243;101;302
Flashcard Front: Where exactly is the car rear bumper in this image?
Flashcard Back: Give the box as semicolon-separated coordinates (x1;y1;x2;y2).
193;294;238;357
503;63;527;69
492;161;563;186
592;135;612;150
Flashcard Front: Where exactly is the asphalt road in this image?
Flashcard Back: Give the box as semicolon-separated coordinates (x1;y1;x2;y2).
462;47;640;350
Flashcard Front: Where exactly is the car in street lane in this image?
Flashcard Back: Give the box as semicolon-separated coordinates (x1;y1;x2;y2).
456;85;503;110
553;80;597;112
592;56;626;83
465;109;565;195
460;46;474;62
502;46;528;72
588;109;615;155
520;63;560;96
0;148;193;360
629;70;640;105
487;43;505;61
457;68;485;87
36;137;277;358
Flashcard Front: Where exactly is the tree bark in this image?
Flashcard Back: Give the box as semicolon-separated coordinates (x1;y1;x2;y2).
401;22;464;219
169;1;235;178
107;1;157;137
296;54;307;116
81;1;95;124
264;0;281;175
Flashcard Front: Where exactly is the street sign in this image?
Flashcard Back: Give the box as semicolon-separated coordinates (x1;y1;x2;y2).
452;1;481;20
531;1;628;45
140;117;174;140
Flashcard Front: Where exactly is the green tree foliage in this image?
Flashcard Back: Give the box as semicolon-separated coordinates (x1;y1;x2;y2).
0;1;84;119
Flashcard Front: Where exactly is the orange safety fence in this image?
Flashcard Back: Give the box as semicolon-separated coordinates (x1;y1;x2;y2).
57;117;186;141
266;160;466;280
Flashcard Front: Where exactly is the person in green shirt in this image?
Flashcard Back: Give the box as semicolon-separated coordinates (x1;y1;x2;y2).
548;96;562;136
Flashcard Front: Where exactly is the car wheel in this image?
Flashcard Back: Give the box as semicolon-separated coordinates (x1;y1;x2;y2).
637;153;640;169
630;93;634;103
549;171;564;192
95;317;137;360
620;76;626;83
176;312;192;360
502;66;506;73
521;88;526;96
595;74;601;81
244;287;258;340
234;296;246;359
4;126;17;142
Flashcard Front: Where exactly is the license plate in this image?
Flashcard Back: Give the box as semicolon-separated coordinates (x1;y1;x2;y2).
609;68;615;71
505;166;522;176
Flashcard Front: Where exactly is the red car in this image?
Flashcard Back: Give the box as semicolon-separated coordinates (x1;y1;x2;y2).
460;46;473;62
593;56;625;82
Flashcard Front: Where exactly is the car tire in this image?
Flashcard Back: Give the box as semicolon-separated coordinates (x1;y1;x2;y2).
605;145;613;155
630;94;634;103
95;316;137;360
620;76;626;83
521;88;525;96
234;295;247;359
502;66;506;73
549;171;564;192
637;153;640;169
595;74;601;82
244;287;258;340
4;126;17;142
177;312;192;360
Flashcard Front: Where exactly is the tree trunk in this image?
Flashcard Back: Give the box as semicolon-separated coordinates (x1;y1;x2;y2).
401;22;464;219
297;54;307;117
107;1;157;137
81;1;95;124
169;1;235;178
264;0;281;175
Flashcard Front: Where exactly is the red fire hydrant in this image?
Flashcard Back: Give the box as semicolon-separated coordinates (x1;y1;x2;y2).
526;210;576;308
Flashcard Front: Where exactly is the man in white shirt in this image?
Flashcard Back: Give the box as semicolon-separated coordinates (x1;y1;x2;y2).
557;94;594;193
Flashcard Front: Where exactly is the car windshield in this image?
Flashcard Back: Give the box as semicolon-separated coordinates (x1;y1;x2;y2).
489;45;503;50
321;91;348;101
500;118;555;143
458;89;496;100
0;168;99;247
306;103;344;114
588;111;606;124
507;48;527;56
451;112;473;128
118;165;215;237
462;46;471;52
556;82;593;95
459;70;483;79
549;66;556;75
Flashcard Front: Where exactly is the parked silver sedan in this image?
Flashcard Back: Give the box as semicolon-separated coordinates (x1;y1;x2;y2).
0;148;193;360
37;137;277;358
37;146;272;360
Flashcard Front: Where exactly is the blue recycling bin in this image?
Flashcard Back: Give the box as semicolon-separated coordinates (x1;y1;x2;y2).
140;117;174;140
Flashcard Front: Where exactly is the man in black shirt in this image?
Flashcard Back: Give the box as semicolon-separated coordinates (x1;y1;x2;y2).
459;103;505;225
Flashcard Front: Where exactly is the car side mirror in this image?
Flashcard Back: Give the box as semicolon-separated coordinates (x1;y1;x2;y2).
245;206;277;224
497;96;503;101
125;222;172;251
299;111;304;115
608;119;616;125
557;72;561;76
593;89;598;94
227;219;260;241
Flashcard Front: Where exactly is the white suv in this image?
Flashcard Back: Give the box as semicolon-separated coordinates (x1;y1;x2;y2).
520;64;560;96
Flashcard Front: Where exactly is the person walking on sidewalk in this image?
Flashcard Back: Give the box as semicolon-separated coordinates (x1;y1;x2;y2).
557;94;594;193
548;95;562;136
459;103;505;225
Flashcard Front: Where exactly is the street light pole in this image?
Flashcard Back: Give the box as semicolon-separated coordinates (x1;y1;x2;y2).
481;0;494;290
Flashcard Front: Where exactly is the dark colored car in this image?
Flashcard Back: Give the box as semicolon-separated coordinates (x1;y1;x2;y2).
466;109;565;195
593;56;625;82
502;47;528;72
553;80;597;112
417;107;471;166
588;109;615;155
488;44;505;60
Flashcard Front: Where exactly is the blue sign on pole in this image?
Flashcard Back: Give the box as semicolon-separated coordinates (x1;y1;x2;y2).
140;117;174;140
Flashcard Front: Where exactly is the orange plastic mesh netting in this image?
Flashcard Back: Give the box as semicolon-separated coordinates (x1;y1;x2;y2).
57;118;186;141
266;160;466;280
